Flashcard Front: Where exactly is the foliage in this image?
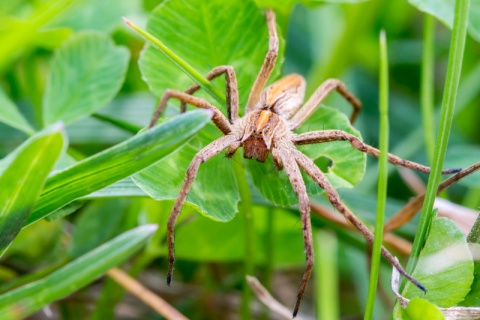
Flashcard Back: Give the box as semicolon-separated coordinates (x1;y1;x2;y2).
0;0;479;318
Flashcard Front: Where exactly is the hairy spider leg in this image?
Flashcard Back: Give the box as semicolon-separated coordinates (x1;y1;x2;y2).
292;130;461;174
245;8;279;112
291;148;426;293
166;134;240;285
272;147;314;318
149;66;240;126
148;90;232;135
180;65;240;123
288;79;362;130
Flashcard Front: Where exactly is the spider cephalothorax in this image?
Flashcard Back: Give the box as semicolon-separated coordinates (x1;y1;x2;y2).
148;8;459;317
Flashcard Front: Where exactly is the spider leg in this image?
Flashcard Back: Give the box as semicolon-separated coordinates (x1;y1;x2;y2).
245;8;279;112
166;134;240;286
149;89;232;135
290;147;426;292
272;147;313;318
288;79;362;130
180;66;239;123
293;130;461;174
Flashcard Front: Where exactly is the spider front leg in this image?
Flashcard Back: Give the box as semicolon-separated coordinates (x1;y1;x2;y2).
149;90;232;135
293;130;461;174
166;134;240;285
180;65;239;123
272;147;313;318
245;8;279;112
290;148;426;292
288;79;362;130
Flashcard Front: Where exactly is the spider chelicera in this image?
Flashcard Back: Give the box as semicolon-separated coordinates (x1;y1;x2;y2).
146;8;459;317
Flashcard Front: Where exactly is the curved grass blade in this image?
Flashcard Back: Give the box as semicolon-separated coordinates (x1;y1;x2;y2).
0;124;66;255
26;109;212;226
0;224;157;320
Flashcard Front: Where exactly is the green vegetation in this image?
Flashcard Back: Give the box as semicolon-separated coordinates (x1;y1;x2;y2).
0;0;479;319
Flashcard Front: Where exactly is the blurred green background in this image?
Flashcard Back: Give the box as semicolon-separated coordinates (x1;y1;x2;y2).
0;0;479;319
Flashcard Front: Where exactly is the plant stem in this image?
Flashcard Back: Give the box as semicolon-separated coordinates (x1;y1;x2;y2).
364;30;389;320
421;14;436;163
122;18;225;105
315;229;338;320
405;0;470;277
232;160;255;320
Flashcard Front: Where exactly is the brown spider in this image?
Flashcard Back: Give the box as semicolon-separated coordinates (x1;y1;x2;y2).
148;9;459;317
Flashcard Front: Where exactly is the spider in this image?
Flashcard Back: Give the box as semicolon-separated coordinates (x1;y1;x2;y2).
147;8;459;317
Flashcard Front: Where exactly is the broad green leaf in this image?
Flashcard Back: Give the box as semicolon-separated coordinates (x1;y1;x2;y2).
139;0;282;107
397;298;445;320
0;88;34;134
0;124;66;254
133;122;239;222
407;0;480;42
0;224;157;320
43;32;130;125
401;217;473;307
444;145;480;187
134;0;365;220
27;109;212;226
247;106;365;206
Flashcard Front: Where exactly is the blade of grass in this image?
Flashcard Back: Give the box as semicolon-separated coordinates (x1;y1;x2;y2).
122;18;225;105
314;229;339;320
364;30;389;320
26;109;212;226
0;124;65;255
421;14;436;163
0;225;157;320
405;0;470;277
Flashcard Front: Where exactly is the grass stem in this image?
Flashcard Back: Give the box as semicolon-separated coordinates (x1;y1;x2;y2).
405;0;470;277
364;30;389;320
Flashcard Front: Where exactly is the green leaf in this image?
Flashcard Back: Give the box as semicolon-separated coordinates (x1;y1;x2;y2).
400;298;445;320
139;0;281;107
49;0;140;32
407;0;480;42
43;32;130;125
0;124;66;254
133;123;240;222
0;88;34;134
0;224;157;320
27;109;212;226
401;217;473;307
444;145;480;187
459;243;480;306
247;106;365;206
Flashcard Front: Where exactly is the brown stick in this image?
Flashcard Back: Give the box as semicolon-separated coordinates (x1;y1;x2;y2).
246;276;311;320
384;161;480;233
107;268;188;320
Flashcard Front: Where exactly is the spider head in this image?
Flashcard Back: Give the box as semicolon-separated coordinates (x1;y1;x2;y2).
240;110;288;162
